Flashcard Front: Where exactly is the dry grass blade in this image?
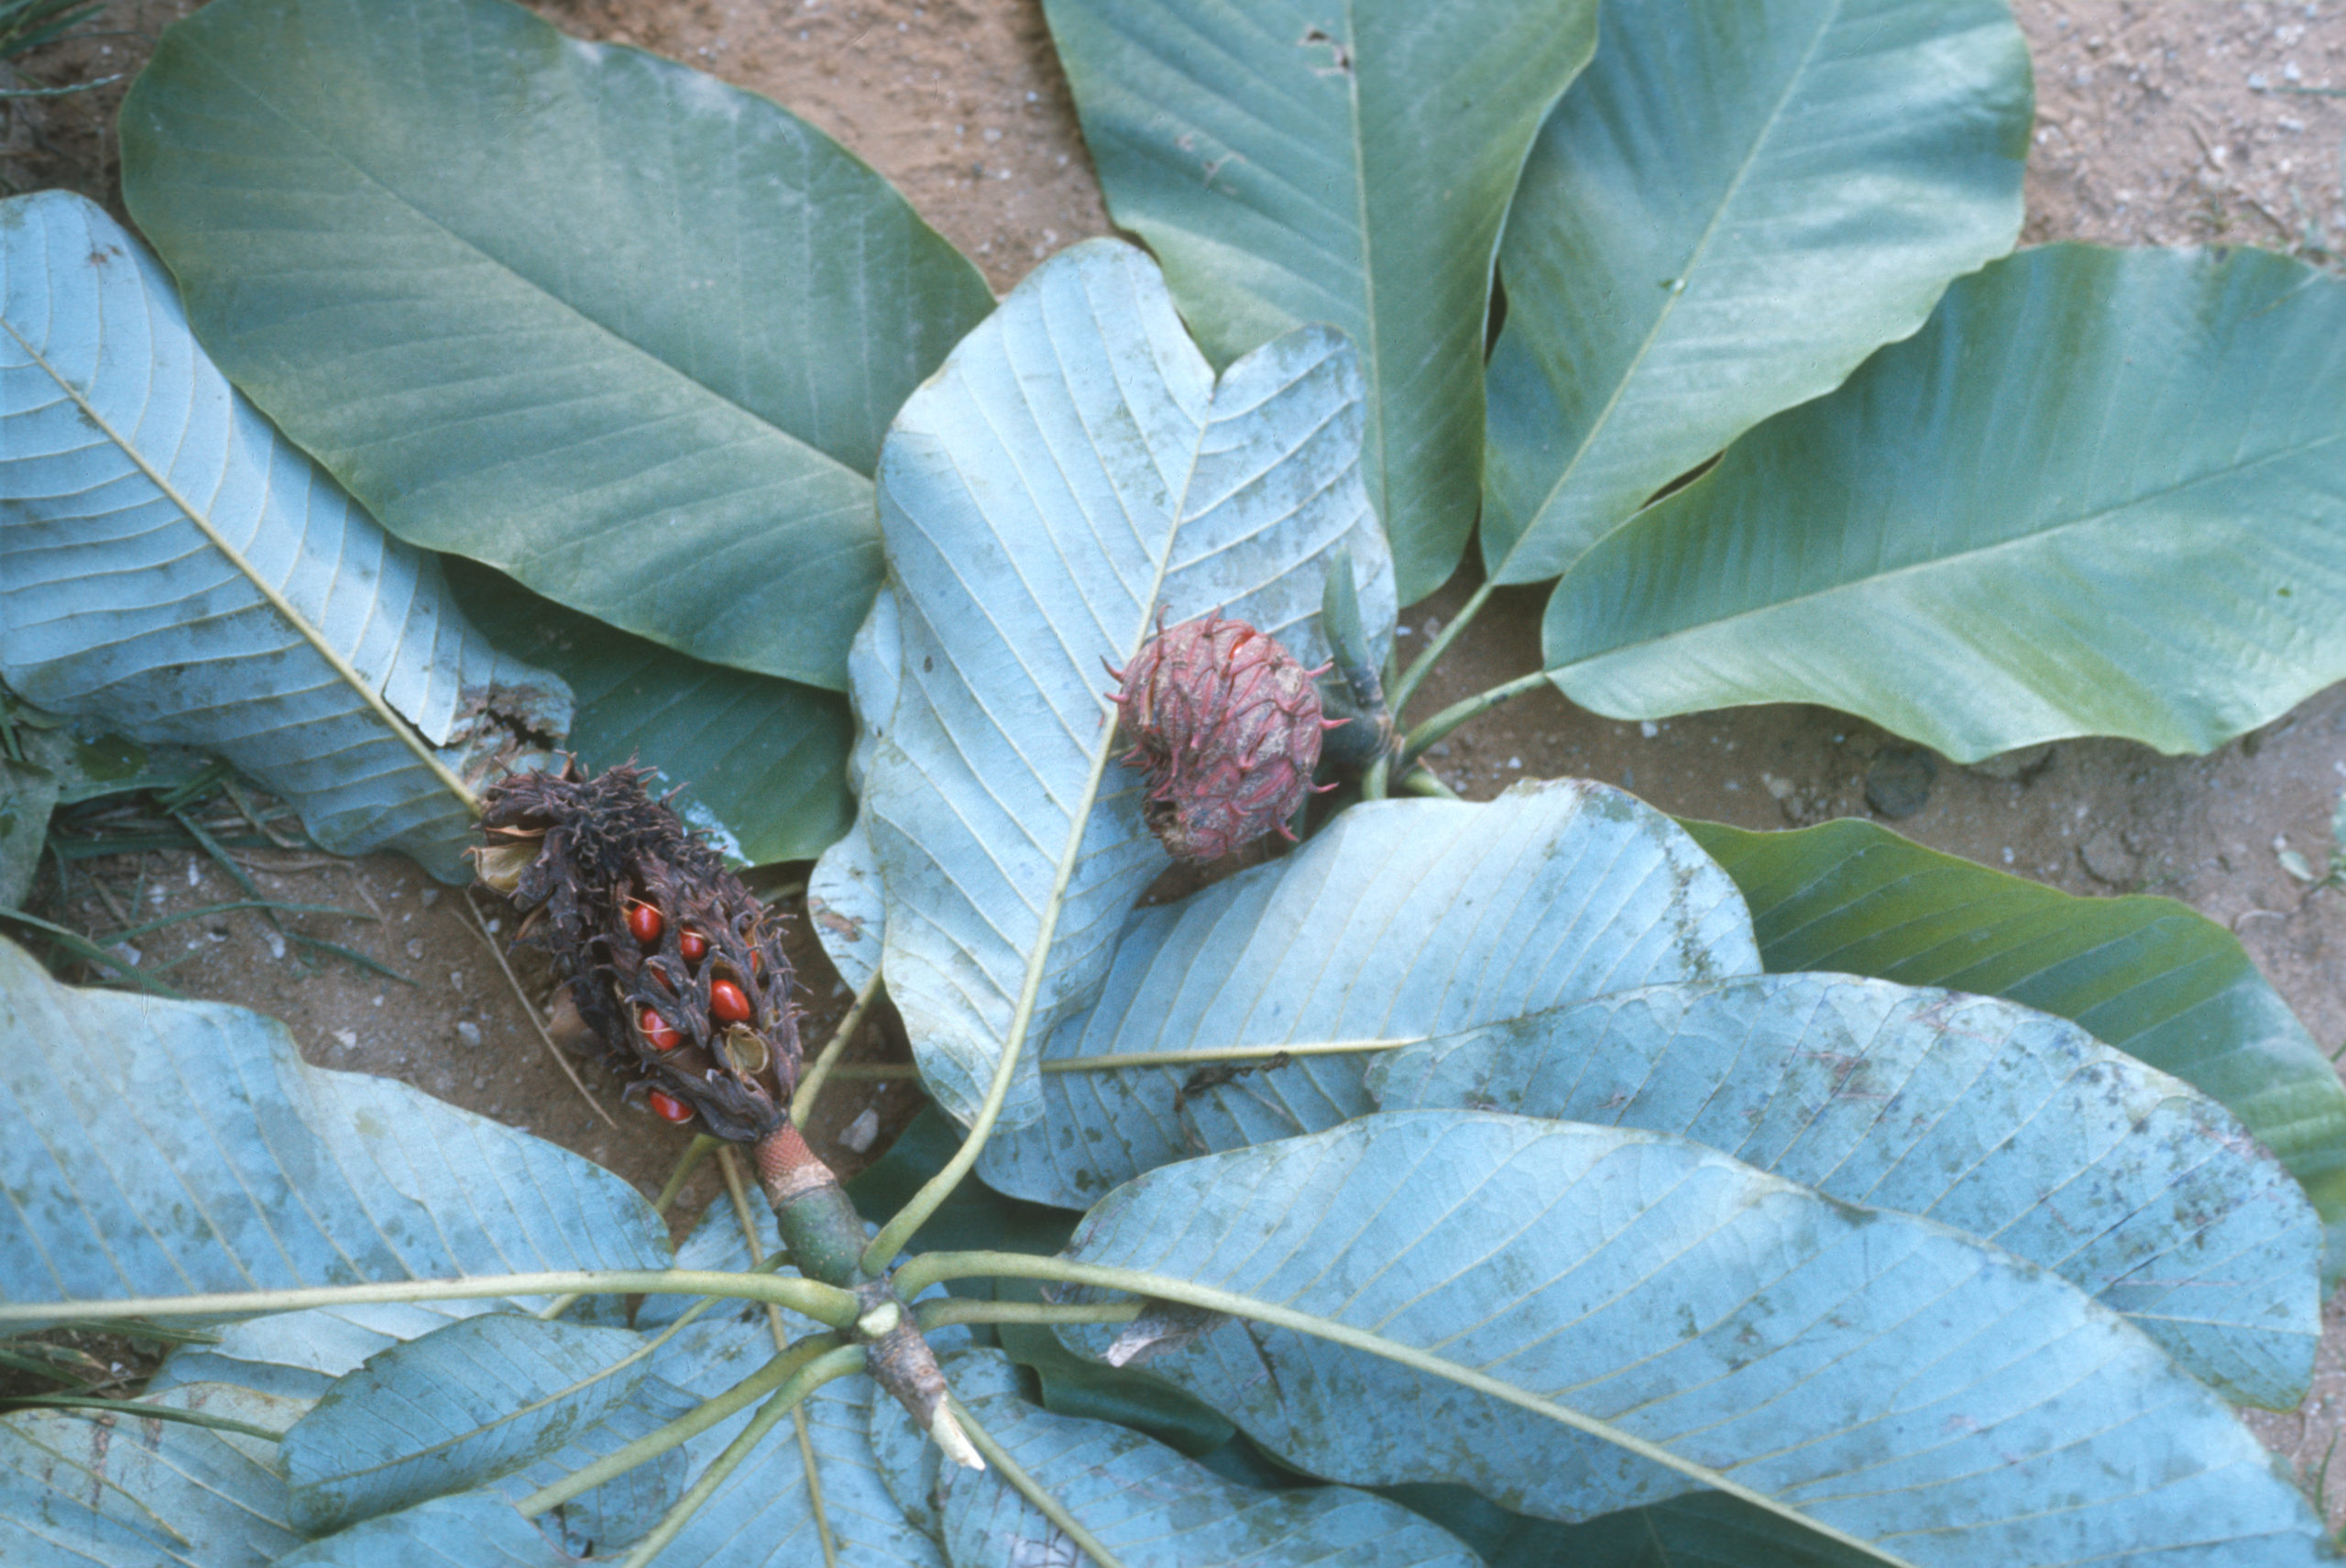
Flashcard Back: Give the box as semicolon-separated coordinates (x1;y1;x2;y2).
460;887;617;1128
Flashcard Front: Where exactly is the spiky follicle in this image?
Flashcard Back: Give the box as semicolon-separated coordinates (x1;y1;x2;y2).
1108;610;1338;861
472;762;801;1141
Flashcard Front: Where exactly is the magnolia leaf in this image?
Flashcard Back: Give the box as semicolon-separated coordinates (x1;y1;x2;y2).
1482;0;2028;583
1393;1485;1881;1568
0;706;71;906
148;1300;520;1402
282;1313;652;1535
144;1299;685;1552
445;560;853;865
859;238;1394;1126
1370;972;2319;1408
933;1349;1479;1568
0;1383;309;1567
1046;0;1596;601
273;1491;570;1567
501;1378;699;1560
1684;816;2346;1277
0;192;570;883
120;0;996;689
645;1321;947;1568
808;817;885;993
1051;1113;2330;1562
976;780;1758;1208
0;938;669;1321
806;585;905;987
1546;245;2346;761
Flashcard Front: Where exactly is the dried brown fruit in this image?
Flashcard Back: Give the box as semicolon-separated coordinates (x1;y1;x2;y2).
1108;610;1339;861
472;762;801;1141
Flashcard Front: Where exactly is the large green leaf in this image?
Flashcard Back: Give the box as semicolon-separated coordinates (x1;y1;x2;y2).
0;938;669;1318
1370;973;2320;1407
1545;245;2346;759
281;1313;653;1535
976;780;1759;1209
1683;817;2346;1276
1045;0;1596;601
0;1383;309;1567
856;239;1394;1126
1041;1113;2330;1562
119;0;996;690
1393;1485;1880;1568
0;192;569;883
930;1349;1478;1568
275;1491;570;1567
1482;0;2028;584
445;560;852;865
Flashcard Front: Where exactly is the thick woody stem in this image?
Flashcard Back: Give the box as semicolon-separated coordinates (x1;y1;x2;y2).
751;1122;981;1470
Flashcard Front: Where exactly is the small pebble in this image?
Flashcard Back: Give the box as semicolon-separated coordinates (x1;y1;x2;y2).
421;888;441;908
405;938;426;959
841;1107;882;1154
1639;720;1660;738
455;1021;483;1048
333;1028;357;1049
1863;747;1938;819
265;932;286;959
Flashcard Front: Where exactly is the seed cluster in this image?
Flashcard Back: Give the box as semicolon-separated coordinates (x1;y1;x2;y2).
473;762;802;1140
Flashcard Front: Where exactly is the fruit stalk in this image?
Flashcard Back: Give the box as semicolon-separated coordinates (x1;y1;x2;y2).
753;1119;981;1468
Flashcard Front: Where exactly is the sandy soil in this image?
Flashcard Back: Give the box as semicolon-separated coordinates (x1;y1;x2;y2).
9;0;2346;1519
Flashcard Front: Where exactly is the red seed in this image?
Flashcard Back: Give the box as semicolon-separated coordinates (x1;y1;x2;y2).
678;927;708;963
627;901;663;946
639;1007;682;1052
647;1089;693;1123
709;979;751;1024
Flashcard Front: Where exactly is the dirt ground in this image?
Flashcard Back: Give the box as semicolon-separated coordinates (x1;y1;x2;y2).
9;0;2346;1521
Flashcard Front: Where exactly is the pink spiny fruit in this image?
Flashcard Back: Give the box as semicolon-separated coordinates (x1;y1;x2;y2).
1107;610;1343;861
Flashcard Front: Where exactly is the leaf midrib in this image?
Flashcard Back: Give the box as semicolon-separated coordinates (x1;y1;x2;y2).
905;1250;1914;1568
0;306;475;811
1550;428;2346;669
177;30;868;496
1493;0;1844;582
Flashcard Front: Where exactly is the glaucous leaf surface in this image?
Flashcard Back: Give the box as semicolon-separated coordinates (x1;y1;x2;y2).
1371;972;2319;1407
282;1313;652;1534
858;239;1393;1125
445;560;852;864
977;781;1758;1208
273;1491;569;1567
0;938;669;1319
808;817;885;993
0;192;569;883
1546;246;2346;761
1483;0;2028;583
1685;816;2346;1275
1057;1113;2331;1562
806;584;904;987
149;1300;518;1402
646;1320;947;1568
1046;0;1595;602
931;1350;1477;1568
121;0;996;689
500;1376;698;1560
0;1383;309;1567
